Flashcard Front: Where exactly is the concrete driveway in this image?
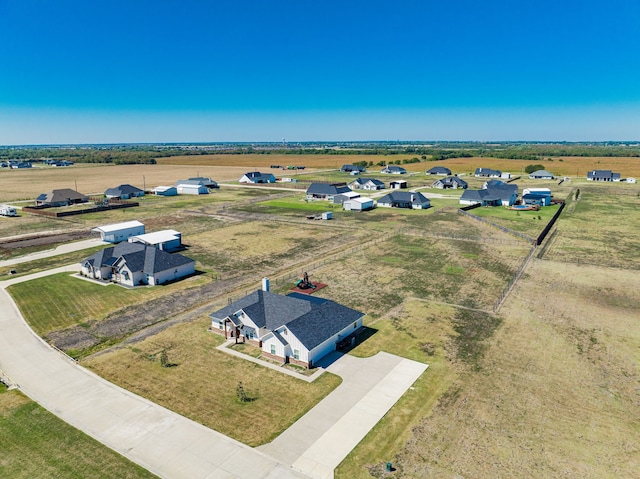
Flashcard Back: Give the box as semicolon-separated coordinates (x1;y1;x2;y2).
259;352;427;479
0;237;105;268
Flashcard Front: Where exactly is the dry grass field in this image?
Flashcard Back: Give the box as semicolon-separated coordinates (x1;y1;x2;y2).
83;318;342;447
379;260;640;478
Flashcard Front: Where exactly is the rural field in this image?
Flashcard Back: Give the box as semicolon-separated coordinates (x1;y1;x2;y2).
0;385;157;479
2;158;640;478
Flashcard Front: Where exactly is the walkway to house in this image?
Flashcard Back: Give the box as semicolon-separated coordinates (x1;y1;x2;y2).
0;237;105;268
0;272;307;479
259;352;427;479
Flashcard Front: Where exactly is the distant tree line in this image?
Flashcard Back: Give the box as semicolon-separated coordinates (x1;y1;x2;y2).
2;142;640;164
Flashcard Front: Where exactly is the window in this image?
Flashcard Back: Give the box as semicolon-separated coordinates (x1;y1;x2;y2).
293;349;299;360
283;329;287;335
218;321;223;330
270;344;276;355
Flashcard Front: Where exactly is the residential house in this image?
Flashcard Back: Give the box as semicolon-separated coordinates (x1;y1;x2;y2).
377;191;431;209
474;167;502;178
426;166;452;175
586;170;621;182
239;172;276;184
151;186;178;196
460;181;518;206
348;178;385;191
35;188;88;207
343;197;375;211
432;176;468;189
381;165;407;174
92;220;145;243
306;183;352;201
529;169;555;179
340;164;366;173
104;184;145;200
80;242;195;286
209;282;364;368
128;230;183;252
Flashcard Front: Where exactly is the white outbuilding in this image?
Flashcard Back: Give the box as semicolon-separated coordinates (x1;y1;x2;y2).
128;229;182;252
343;197;375;211
92;220;145;243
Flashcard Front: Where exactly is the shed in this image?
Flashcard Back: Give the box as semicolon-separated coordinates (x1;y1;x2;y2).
128;229;182;252
92;220;145;243
333;191;361;204
343;197;375;211
152;186;178;196
176;183;209;195
390;180;408;189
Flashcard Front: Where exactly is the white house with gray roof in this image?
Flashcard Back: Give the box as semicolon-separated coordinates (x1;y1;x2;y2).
209;283;364;368
80;242;195;286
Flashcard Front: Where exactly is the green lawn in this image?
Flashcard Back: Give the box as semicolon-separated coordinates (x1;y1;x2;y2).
7;272;206;335
0;386;157;479
0;246;104;278
466;203;560;235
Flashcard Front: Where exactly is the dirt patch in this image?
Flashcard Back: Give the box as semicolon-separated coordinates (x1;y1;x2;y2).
47;278;236;355
0;230;90;249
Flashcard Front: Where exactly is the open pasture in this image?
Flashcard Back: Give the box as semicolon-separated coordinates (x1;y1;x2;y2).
0;163;255;202
382;260;640;478
544;187;640;269
300;233;530;315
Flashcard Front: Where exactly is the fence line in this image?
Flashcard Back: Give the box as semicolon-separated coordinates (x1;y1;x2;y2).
493;243;538;312
457;208;536;244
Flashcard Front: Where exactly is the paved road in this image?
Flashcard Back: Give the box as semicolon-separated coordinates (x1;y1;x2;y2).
0;272;307;479
0;238;105;268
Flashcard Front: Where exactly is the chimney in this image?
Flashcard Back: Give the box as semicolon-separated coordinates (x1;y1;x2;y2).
262;277;270;292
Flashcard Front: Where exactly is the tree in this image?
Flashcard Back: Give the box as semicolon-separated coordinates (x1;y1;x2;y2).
525;164;545;174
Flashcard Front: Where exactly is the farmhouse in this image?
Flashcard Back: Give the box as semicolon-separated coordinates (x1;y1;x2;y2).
239;172;276;184
128;230;182;252
209;282;364;368
92;220;145;243
528;169;555;179
151;186;178;196
587;170;621;182
343;197;375;211
80;242;195;286
390;180;408;189
340;164;366;173
460;181;518;206
426;166;451;175
474;167;502;178
35;188;88;207
104;184;145;200
348;178;385;191
377;191;430;209
306;183;352;201
175;179;209;195
381;165;407;174
432;176;468;189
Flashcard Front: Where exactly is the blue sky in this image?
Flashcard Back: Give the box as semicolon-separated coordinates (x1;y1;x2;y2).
1;0;639;144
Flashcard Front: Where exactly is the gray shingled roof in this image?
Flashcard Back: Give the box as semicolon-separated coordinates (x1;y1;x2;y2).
105;184;143;196
37;188;88;204
306;183;352;195
83;242;193;274
427;166;452;175
209;290;363;350
377;191;429;206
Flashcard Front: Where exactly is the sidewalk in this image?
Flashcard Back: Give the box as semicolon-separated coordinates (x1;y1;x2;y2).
0;238;105;268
